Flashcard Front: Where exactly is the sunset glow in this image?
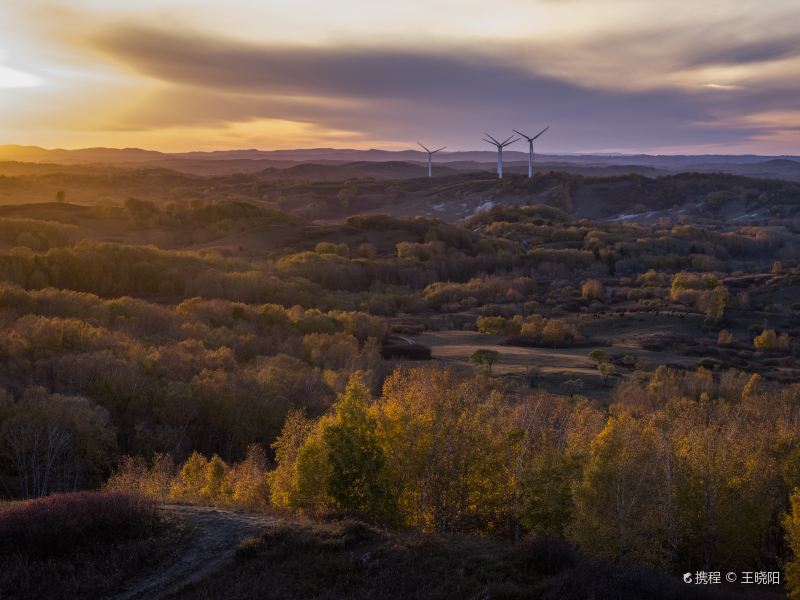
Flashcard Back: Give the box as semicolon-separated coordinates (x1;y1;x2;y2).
1;1;798;153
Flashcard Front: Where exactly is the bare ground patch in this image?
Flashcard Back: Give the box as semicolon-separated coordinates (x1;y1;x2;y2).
114;505;275;600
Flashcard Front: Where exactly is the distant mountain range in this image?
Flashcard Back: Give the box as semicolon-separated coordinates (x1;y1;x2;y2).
1;144;800;181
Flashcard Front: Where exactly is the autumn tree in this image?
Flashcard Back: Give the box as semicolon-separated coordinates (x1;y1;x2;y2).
754;329;779;351
201;454;230;500
0;389;115;498
470;348;500;374
702;286;728;323
476;316;506;335
268;410;317;510
669;395;775;571
321;375;395;520
581;279;604;301
784;489;800;599
509;392;603;540
571;411;674;567
376;367;512;534
227;444;270;511
269;376;395;520
175;451;209;499
588;349;615;385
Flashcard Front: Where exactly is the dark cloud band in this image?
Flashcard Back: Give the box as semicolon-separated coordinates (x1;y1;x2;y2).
88;24;794;150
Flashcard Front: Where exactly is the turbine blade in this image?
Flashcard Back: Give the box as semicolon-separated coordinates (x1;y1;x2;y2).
484;132;501;145
417;142;430;153
512;129;532;141
501;137;520;147
482;138;497;146
431;147;446;154
532;126;550;140
501;134;516;145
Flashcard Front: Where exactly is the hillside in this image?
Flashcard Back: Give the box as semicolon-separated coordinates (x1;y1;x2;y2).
0;171;799;598
1;165;800;223
2;145;799;180
1;496;740;600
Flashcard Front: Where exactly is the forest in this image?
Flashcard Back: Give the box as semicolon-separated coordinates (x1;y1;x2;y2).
1;170;800;598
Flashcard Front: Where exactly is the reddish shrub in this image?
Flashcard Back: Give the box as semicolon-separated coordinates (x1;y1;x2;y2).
0;491;158;558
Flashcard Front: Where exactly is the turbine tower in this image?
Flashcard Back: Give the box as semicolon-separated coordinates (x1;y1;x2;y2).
417;142;446;178
482;133;519;179
512;126;549;178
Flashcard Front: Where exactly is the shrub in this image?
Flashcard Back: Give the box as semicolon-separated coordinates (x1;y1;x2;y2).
424;276;535;309
512;315;583;347
315;242;348;256
588;349;608;364
227;444;271;511
581;279;605;301
717;330;734;346
476;316;507;335
107;446;271;510
0;491;158;558
669;272;720;302
202;454;231;500
754;329;789;351
356;243;377;259
106;453;175;501
346;214;413;231
700;287;728;323
175;451;210;498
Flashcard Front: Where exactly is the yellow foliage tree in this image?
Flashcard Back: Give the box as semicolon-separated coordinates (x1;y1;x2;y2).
227;444;270;511
581;279;605;301
784;488;800;599
175;451;209;499
201;454;230;501
754;329;779;351
570;412;674;567
376;367;512;534
268;410;315;509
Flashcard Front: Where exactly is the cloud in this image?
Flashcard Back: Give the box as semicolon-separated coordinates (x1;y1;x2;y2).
0;65;43;88
83;24;784;151
682;35;800;68
5;1;800;153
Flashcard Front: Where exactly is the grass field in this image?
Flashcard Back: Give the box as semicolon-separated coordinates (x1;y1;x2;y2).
418;326;702;400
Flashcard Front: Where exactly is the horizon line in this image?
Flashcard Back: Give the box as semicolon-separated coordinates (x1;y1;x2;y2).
1;143;798;159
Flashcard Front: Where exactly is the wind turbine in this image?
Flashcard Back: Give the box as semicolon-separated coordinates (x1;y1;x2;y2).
512;126;549;178
482;133;519;179
417;142;446;178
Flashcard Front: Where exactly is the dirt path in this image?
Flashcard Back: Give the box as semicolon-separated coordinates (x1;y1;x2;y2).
114;504;275;600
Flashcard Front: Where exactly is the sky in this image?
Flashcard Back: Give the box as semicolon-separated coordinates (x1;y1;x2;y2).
0;0;798;155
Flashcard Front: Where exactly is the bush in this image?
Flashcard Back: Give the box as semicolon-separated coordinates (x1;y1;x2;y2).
315;242;348;256
107;446;272;510
0;491;158;558
754;329;790;351
669;272;720;302
513;314;583;347
581;279;605;301
106;453;175;501
476;315;507;335
717;330;734;346
423;276;535;309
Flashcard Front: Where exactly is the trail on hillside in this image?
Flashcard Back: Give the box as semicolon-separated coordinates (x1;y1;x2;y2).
114;504;275;600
